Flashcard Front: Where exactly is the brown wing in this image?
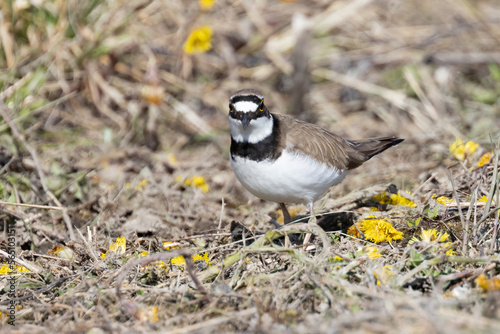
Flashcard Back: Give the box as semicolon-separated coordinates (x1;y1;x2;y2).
275;114;366;170
275;114;403;170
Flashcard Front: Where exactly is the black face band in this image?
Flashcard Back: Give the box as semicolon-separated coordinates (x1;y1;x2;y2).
229;104;270;122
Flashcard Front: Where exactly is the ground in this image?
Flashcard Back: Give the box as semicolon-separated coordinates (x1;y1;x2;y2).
1;0;500;333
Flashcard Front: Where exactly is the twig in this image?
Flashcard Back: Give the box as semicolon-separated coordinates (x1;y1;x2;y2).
0;72;33;100
75;227;101;263
413;172;437;195
482;144;498;223
445;201;495;208
436;263;496;282
488;143;499;254
492;186;500;253
475;205;500;228
448;169;467;254
0;200;64;211
288;13;312;119
216;198;225;240
425;52;500;65
0;156;15;175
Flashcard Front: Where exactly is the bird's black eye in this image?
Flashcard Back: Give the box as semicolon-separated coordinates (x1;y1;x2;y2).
259;100;264;112
229;103;233;112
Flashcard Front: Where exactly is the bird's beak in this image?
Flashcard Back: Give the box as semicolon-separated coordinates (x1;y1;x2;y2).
241;114;250;130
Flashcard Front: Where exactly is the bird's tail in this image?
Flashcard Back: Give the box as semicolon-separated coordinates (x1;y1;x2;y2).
348;137;404;159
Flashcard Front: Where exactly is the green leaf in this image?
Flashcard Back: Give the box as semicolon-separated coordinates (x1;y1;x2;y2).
489;63;500;82
407;217;421;227
0;181;6;198
423;204;439;219
409;249;425;267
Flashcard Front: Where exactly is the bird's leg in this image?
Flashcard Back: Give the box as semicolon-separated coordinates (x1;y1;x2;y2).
303;202;316;249
279;203;291;248
279;203;291;224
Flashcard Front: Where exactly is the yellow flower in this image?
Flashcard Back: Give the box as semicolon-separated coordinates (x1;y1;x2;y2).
171;256;186;269
477;152;492;168
170;252;212;270
277;206;302;223
347;223;363;239
154;261;168;270
136;179;148;191
0;265;11;275
366;246;381;260
191;176;210;193
137;305;159;322
192;252;212;266
409;228;441;244
167;153;178;166
348;215;403;243
465;141;479;155
423;229;439;243
199;0;215;11
475;273;500;292
0;264;29;275
409;229;454;255
443;243;455;256
374;265;395;286
48;245;75;260
478;195;490;203
329;256;343;263
361;216;404;243
372;191;416;208
0;305;22;319
109;236;126;254
183;26;213;54
435;195;455;205
179;175;210;193
449;138;479;161
102;236;127;259
163;241;179;250
15;265;30;273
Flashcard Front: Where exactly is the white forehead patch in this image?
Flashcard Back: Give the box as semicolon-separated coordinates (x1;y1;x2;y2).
233;101;258;113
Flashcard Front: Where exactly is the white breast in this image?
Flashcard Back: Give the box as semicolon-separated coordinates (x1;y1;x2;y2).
230;149;348;205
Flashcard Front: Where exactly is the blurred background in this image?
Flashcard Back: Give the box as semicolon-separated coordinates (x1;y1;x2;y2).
1;0;500;238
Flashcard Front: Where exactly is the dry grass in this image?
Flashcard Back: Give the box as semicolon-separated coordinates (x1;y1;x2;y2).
1;0;500;332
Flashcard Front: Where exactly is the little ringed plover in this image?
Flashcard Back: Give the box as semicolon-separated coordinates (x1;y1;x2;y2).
228;89;403;226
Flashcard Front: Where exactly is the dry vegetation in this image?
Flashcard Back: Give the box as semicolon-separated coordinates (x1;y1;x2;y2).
1;0;500;332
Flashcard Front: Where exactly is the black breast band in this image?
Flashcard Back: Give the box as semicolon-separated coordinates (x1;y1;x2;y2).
230;116;281;162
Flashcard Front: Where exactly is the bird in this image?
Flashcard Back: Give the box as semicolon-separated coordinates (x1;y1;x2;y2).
228;88;403;232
